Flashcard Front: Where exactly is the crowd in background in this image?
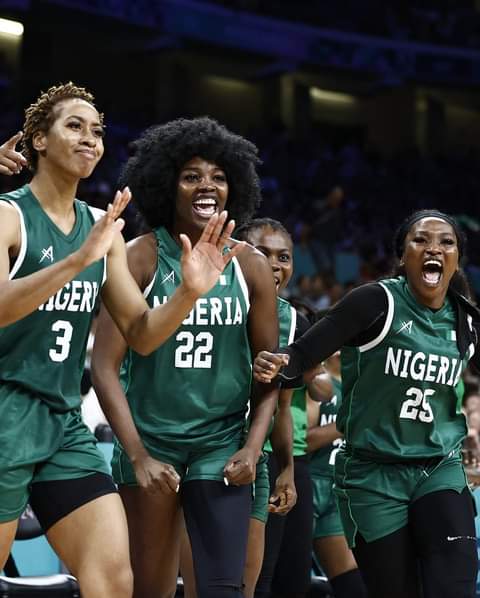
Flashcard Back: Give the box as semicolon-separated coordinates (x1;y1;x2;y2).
212;0;480;49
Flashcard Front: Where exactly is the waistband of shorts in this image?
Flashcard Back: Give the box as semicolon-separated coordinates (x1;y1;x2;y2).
344;446;453;466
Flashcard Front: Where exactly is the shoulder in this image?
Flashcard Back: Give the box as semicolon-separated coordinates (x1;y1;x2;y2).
234;243;273;286
126;232;157;290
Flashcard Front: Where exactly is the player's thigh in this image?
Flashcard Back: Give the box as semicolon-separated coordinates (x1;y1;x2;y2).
244;517;266;598
0;519;18;569
46;493;131;592
120;484;182;590
180;517;197;598
314;535;358;580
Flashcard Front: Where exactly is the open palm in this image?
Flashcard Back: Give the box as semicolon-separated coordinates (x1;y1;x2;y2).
180;211;244;297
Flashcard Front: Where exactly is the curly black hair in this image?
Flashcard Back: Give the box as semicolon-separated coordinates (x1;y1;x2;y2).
119;117;262;230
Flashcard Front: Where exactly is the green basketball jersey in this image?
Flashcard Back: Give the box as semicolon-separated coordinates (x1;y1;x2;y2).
338;276;470;460
121;227;252;448
265;297;307;454
309;377;343;478
0;185;105;412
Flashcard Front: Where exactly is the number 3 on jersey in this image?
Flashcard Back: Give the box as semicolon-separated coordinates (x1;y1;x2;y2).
175;331;213;368
49;320;73;362
399;386;434;423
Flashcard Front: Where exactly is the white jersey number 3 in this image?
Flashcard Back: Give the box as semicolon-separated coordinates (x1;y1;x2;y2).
175;331;213;369
49;320;73;362
399;386;434;423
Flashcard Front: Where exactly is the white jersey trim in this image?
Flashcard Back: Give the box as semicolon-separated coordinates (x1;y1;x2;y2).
288;305;297;345
6;200;28;280
87;206;105;222
358;282;394;353
87;206;108;286
143;271;158;298
232;256;250;311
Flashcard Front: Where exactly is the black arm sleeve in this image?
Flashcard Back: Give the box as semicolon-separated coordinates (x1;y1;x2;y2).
279;283;388;380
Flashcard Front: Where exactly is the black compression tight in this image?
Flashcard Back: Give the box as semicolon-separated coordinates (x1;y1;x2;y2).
183;479;251;598
254;454;313;598
353;488;478;598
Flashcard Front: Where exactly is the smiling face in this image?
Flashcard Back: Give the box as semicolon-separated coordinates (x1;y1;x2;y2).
401;217;459;309
174;157;228;236
246;225;293;294
32;98;104;180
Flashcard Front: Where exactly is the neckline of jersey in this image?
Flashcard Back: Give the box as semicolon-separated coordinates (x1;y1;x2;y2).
401;276;451;320
25;185;83;243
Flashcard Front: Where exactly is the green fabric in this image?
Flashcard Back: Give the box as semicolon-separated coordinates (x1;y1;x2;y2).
250;453;270;523
0;383;109;522
334;447;468;547
0;185;104;412
112;431;243;484
309;377;343;478
339;276;468;460
291;386;308;455
312;475;344;539
120;226;252;449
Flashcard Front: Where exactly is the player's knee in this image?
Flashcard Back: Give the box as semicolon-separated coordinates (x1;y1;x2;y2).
77;553;133;598
422;540;478;598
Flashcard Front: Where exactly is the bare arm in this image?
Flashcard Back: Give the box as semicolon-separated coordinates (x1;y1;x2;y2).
270;388;294;472
268;388;297;515
307;422;342;453
0;191;129;327
92;235;180;494
101;212;244;355
306;390;342;452
307;371;336;403
223;248;280;485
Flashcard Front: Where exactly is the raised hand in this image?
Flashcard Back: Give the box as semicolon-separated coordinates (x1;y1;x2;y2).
179;211;245;298
76;187;131;267
253;351;290;383
0;132;27;176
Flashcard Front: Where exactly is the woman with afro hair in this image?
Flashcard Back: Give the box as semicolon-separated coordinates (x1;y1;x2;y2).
91;116;281;598
0;84;242;598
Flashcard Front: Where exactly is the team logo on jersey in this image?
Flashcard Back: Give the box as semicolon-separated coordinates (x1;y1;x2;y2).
39;246;54;263
397;320;413;334
160;270;175;285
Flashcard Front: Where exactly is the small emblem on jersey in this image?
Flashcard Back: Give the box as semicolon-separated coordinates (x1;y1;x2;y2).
397;320;413;334
219;275;228;286
39;246;54;263
161;270;175;285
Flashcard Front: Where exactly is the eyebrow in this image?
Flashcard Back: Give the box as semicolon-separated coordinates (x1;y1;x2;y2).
66;114;103;127
255;244;291;253
414;229;455;235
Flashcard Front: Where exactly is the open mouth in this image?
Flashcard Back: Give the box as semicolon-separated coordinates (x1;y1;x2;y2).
422;260;443;286
192;197;218;219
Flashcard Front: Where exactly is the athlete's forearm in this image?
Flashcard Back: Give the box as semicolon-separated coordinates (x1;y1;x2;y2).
91;364;148;463
270;402;294;472
112;282;199;356
0;251;90;327
245;383;279;457
307;423;342;453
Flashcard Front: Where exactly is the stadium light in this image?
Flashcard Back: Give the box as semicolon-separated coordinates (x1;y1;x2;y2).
0;17;24;37
310;87;356;106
